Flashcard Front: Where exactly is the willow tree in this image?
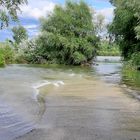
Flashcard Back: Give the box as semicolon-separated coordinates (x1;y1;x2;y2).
0;0;27;29
109;0;140;59
36;1;99;65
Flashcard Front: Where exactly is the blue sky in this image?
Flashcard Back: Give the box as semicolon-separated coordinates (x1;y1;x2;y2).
0;0;114;41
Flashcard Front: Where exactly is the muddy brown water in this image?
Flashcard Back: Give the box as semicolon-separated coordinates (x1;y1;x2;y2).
0;56;140;140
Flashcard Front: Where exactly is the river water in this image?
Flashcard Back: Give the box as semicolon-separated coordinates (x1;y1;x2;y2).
0;56;140;140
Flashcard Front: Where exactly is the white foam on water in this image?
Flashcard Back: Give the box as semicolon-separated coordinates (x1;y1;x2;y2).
33;80;51;89
69;73;75;77
53;83;59;87
32;80;65;101
32;80;50;101
56;81;65;85
32;88;39;101
69;73;83;78
53;81;65;87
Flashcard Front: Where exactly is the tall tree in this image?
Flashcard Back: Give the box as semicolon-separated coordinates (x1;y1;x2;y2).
12;25;28;44
109;0;140;59
0;0;27;29
36;1;99;65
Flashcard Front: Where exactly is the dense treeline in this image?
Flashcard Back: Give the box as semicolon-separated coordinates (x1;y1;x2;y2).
0;0;139;68
109;0;140;69
0;1;101;66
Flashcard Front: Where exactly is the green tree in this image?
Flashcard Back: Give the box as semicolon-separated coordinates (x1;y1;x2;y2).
36;1;99;65
0;0;27;29
12;25;28;45
109;0;140;59
0;42;14;66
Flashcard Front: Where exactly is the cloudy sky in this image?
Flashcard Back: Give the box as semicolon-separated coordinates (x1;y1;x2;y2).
0;0;114;41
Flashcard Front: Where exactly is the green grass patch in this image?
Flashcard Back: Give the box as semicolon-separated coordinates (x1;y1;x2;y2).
97;41;120;56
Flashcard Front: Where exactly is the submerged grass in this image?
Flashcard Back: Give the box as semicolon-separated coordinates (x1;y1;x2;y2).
122;64;140;89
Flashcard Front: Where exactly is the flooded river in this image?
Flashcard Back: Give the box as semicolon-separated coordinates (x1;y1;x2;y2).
0;56;140;140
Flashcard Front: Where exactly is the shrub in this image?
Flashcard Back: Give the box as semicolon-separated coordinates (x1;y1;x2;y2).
97;41;120;56
0;49;5;66
125;52;140;71
15;39;45;64
130;52;140;67
0;43;14;66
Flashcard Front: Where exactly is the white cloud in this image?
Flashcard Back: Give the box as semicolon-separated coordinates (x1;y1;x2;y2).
23;24;39;37
23;24;38;29
19;0;56;19
96;7;114;24
18;0;114;38
20;0;114;23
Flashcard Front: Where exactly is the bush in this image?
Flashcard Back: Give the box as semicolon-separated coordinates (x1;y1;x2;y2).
36;33;97;65
0;49;5;67
130;52;140;68
97;41;120;56
15;39;45;64
0;43;14;66
124;52;140;71
73;51;86;65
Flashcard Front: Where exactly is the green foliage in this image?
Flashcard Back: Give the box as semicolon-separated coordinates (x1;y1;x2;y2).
72;51;86;65
0;49;5;66
122;66;140;88
128;52;140;69
97;41;120;56
12;25;28;45
131;53;140;67
15;39;44;64
0;43;14;66
0;0;27;29
109;0;140;59
135;25;140;39
34;1;99;65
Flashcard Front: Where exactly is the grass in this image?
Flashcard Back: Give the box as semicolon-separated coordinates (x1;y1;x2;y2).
97;41;120;56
